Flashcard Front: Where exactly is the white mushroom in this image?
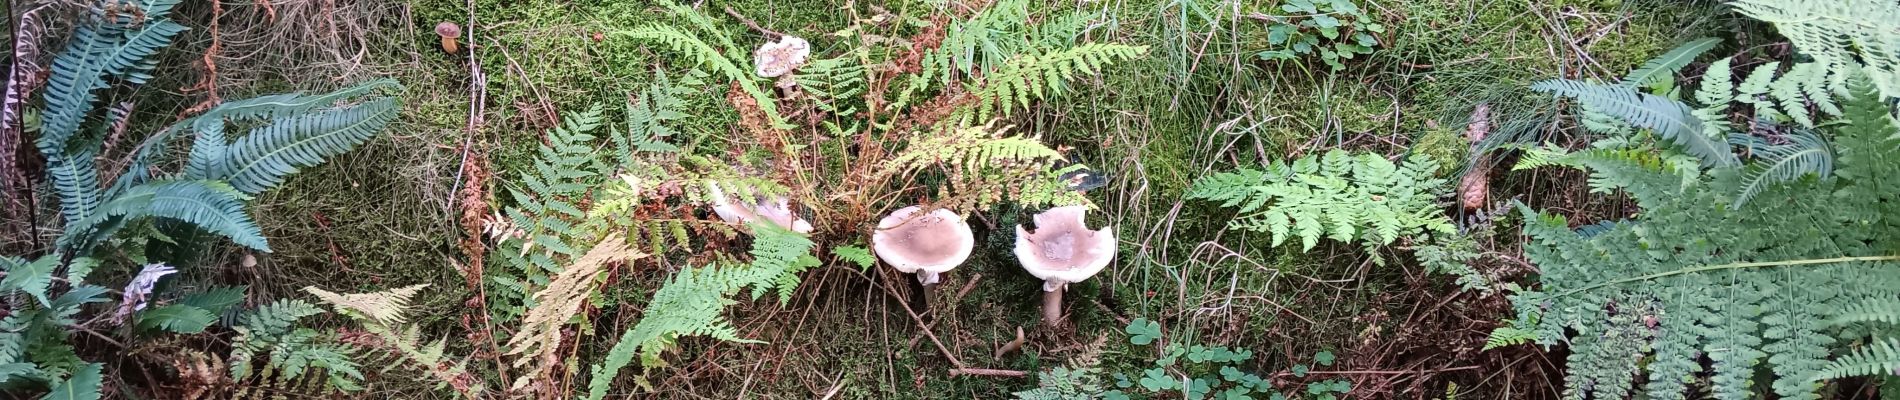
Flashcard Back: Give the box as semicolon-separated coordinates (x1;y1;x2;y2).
708;182;814;234
871;206;975;285
753;35;811;78
1014;205;1116;326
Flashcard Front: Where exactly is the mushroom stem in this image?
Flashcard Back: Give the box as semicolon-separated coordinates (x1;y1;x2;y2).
1042;282;1065;327
441;37;459;54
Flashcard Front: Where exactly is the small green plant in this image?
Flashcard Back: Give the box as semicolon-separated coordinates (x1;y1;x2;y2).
1256;0;1385;70
1067;318;1364;400
1188;150;1453;252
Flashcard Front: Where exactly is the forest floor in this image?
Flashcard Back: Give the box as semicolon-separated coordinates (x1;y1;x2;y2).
8;0;1747;398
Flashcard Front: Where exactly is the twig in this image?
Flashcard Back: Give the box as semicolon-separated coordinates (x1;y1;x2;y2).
724;6;784;39
948;368;1028;377
872;268;1025;378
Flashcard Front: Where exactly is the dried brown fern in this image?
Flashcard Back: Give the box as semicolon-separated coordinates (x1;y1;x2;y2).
505;234;643;392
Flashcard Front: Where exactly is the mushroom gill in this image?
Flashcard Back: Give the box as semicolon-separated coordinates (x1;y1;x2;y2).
1014;205;1116;326
871;206;974;285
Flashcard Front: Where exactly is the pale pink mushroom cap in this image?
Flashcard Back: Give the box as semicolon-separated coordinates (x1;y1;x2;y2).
872;206;975;285
1015;205;1116;291
753;36;811;78
708;182;814;234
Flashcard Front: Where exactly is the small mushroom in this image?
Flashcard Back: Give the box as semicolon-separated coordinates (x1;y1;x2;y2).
753;35;811;78
1014;205;1116;327
708;183;814;234
435;22;462;54
871;206;975;286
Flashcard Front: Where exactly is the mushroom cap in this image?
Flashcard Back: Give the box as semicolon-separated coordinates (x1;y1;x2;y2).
871;206;975;282
435;22;462;38
1014;205;1116;290
753;36;811;78
708;183;813;234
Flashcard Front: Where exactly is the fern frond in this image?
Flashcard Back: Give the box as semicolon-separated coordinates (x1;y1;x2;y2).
134;305;217;333
204;97;399;194
1813;337;1900;381
1189;151;1452;251
1532;79;1739;167
1;255;58;306
585;262;764;400
1830;299;1900;326
1733;131;1832;209
1621;37;1720;88
41;362;102;400
832;245;875;271
505;235;642;367
971;43;1148;120
1730;0;1900;100
304;284;427;326
63;179;267;252
614;25;787;128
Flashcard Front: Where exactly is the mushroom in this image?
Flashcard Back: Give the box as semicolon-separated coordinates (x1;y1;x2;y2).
1014;205;1116;327
871;206;975;286
753;35;811;78
708;182;814;234
435;22;462;54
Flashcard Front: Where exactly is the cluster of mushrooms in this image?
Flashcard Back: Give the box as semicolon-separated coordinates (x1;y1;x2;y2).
697;35;1115;327
707;182;1115;326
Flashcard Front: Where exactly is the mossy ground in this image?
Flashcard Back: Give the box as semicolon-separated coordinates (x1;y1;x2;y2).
183;0;1724;397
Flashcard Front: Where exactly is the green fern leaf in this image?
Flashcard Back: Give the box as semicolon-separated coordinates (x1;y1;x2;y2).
832;245;875;271
1733;131;1832;209
179;285;249;315
0;255;58;306
211;97;399;194
1621;37;1721;88
1813;337;1900;381
1532;79;1739;167
66;179;268;252
39;363;102;400
134;305;217;333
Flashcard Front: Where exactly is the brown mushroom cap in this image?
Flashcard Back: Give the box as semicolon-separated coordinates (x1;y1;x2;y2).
871;206;974;285
1014;205;1116;290
435;22;462;38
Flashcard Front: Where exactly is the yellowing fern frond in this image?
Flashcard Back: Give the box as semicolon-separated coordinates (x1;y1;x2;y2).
506;234;643;368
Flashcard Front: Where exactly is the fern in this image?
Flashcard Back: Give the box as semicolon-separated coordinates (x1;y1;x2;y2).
1510;75;1900;400
882;124;1085;212
307;285;483;398
491;106;610;321
1532;79;1740;167
1814;338;1900;381
1621;37;1720;88
1188;150;1453;251
39;363;103;400
61;180;267;253
1730;0;1900;100
831;245;875;271
969;43;1148;121
1833;299;1900;326
613;6;787;129
584;222;816;400
506;235;642;369
227;299;363;391
1733;131;1833;208
195;94;400;195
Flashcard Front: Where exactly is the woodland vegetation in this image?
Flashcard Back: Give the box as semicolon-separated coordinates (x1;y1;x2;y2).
2;0;1897;398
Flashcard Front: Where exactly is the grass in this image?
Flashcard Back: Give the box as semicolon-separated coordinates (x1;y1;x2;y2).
27;0;1739;397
